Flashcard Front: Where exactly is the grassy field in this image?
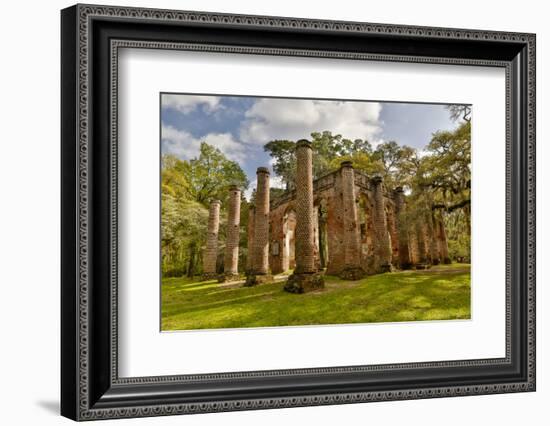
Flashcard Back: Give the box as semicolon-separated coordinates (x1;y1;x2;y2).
161;264;470;331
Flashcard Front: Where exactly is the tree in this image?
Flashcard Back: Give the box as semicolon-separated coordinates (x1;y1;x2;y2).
183;142;249;204
161;194;209;277
311;131;373;178
445;104;471;122
161;143;249;277
406;120;471;261
417;121;471;213
263;139;296;190
328;151;384;176
264;131;375;190
372;141;418;188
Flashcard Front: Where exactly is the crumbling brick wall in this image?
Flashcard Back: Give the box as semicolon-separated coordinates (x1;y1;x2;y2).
266;167;451;277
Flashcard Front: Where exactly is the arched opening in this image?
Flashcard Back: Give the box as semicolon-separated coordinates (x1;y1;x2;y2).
282;210;296;272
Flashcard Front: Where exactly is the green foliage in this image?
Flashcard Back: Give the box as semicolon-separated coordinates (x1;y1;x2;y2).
161;143;249;277
263;139;296;190
328;151;385;176
445;209;471;262
264;131;376;189
418;121;471;202
182;142;249;204
161;264;471;330
372;140;418;188
311;131;373;178
161;195;208;277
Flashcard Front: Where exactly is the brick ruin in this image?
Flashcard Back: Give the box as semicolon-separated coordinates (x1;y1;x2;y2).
222;185;241;281
270;165;451;280
202;199;221;280
282;140;325;293
203;139;451;289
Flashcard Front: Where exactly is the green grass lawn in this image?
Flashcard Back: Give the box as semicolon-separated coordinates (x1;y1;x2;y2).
161;264;470;331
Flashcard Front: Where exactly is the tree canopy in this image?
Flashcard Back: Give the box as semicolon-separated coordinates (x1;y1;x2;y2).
173;142;249;204
264;116;471;262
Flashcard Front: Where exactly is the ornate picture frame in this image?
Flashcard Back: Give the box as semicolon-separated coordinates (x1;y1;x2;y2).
61;4;535;421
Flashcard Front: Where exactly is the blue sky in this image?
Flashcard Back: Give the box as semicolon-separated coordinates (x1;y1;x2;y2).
161;93;465;198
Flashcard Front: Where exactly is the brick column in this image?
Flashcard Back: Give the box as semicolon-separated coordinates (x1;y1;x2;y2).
372;176;392;272
246;204;255;273
245;168;272;286
202;199;221;280
394;187;412;269
339;161;365;280
284;140;324;293
221;185;241;281
294;141;315;275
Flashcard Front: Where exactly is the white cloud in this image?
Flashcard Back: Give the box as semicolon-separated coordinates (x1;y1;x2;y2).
239;99;382;145
161;94;220;114
270;174;285;189
201;133;248;163
161;124;201;158
161;123;247;163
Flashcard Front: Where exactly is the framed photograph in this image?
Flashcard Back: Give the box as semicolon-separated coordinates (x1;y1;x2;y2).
61;4;536;421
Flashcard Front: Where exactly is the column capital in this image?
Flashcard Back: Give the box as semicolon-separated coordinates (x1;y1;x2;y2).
256;166;270;175
228;184;240;192
210;199;222;205
296;139;312;150
340;160;354;169
394;186;404;193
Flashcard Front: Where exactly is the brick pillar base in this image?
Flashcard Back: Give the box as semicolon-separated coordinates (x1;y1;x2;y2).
284;272;325;293
244;273;273;286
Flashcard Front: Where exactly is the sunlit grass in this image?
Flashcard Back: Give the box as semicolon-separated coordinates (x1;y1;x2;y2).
161;264;470;331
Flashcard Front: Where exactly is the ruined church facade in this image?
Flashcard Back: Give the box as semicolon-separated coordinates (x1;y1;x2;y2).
265;162;451;278
203;144;451;283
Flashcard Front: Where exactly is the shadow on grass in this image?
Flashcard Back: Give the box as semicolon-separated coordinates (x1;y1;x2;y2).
161;265;471;330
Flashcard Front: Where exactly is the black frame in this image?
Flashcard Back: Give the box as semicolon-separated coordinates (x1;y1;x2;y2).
61;4;536;421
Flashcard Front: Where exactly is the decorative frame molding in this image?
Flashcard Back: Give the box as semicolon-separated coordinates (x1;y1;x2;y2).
61;4;536;421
